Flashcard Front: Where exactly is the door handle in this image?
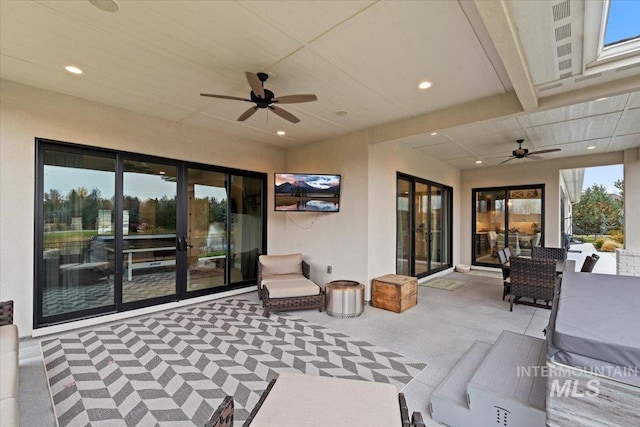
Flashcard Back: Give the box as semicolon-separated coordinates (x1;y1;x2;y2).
176;236;189;251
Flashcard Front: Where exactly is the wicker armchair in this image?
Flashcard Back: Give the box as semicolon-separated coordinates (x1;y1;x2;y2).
509;257;558;311
497;249;511;301
531;246;566;261
256;254;323;317
204;396;233;427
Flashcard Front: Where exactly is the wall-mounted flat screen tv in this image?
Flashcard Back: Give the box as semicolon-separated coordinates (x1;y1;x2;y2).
275;173;341;212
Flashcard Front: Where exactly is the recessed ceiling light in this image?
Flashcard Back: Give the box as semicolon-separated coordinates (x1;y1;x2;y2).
418;81;432;90
587;145;597;150
595;97;608;101
159;171;166;175
277;131;286;136
64;65;83;75
475;160;483;164
89;0;119;13
430;132;438;136
335;110;349;116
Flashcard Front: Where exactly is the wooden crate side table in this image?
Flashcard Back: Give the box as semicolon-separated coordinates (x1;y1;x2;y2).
371;274;417;313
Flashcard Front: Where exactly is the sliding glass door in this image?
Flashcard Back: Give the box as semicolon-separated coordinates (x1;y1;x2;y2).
186;168;228;293
35;139;266;327
121;158;178;305
472;185;544;266
39;148;117;319
396;173;452;278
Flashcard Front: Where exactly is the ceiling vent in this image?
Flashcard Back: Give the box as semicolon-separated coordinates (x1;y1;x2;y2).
552;0;571;22
555;24;571;42
557;43;572;57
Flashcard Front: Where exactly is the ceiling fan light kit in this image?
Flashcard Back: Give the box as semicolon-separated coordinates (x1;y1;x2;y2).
500;139;561;164
201;72;317;123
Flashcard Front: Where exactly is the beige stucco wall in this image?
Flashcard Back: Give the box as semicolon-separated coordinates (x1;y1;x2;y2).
460;152;625;266
624;148;640;250
272;131;370;292
367;140;461;294
0;80;285;335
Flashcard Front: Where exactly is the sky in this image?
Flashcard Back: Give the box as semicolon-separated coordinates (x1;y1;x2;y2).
582;164;623;194
605;0;640;45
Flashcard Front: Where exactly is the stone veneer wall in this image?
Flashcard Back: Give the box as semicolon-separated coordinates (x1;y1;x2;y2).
616;249;640;276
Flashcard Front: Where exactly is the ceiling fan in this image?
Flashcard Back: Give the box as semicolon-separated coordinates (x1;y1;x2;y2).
500;139;561;164
200;72;317;123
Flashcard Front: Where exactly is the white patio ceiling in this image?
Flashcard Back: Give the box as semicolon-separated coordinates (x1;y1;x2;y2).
1;0;639;168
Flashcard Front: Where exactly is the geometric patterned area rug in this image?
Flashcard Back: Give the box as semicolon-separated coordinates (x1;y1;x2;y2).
421;278;464;291
42;298;427;426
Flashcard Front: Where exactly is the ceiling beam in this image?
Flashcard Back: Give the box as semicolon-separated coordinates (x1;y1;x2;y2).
539;74;640;111
366;91;523;145
473;0;538;112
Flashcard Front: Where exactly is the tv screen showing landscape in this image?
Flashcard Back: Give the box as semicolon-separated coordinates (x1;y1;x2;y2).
275;173;341;212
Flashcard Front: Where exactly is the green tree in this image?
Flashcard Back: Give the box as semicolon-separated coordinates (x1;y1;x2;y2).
614;179;624;199
573;184;621;238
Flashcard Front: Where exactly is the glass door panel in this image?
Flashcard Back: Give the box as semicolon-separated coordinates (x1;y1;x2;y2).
186;168;227;292
41;150;116;319
396;178;411;276
474;190;506;266
430;185;442;270
508;188;542;257
229;175;263;283
122;159;177;303
414;182;429;276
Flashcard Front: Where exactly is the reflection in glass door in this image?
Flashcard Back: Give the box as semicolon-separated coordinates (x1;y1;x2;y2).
230;175;263;283
472;185;544;266
430;185;442;271
415;182;429;276
122;159;178;304
396;179;411;275
39;149;116;321
396;174;452;278
186;168;227;292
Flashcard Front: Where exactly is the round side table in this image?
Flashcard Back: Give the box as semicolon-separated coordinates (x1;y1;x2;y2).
325;280;365;318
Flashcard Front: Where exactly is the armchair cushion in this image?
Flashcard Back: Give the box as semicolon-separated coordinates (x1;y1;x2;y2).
258;254;302;276
261;273;306;287
264;279;321;299
0;324;18;355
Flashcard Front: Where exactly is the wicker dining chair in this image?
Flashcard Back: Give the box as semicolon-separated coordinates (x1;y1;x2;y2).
509;257;557;311
531;246;566;261
204;396;234;427
497;249;511;301
580;253;600;273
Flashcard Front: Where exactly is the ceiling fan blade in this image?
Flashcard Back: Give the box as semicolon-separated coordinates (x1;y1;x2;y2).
527;155;545;161
272;94;318;104
237;106;259;121
528;148;562;155
245;72;265;98
269;106;300;123
201;94;251;101
499;157;517;164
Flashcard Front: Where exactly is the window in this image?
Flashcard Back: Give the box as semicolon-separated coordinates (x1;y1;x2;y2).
584;0;640;73
604;0;640;46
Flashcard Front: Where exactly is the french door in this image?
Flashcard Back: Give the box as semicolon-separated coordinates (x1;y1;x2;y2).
35;139;265;327
472;185;544;266
396;173;452;278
